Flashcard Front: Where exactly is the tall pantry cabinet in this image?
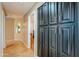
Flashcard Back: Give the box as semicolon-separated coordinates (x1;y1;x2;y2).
38;2;79;57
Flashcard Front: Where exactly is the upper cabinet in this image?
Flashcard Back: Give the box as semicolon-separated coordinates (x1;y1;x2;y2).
38;3;49;26
49;2;57;24
58;2;75;23
38;6;44;25
43;3;49;25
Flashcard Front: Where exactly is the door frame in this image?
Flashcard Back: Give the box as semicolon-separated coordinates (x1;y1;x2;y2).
27;10;38;56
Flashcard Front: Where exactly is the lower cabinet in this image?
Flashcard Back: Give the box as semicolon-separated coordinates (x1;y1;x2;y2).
49;25;57;57
38;26;48;57
58;23;75;57
44;26;49;56
38;27;44;57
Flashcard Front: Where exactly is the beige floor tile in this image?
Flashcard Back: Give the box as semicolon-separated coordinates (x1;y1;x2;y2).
3;41;34;57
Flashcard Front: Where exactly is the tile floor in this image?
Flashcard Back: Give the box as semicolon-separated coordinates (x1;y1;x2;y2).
3;41;34;57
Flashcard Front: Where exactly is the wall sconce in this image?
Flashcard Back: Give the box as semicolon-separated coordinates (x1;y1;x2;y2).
16;23;21;33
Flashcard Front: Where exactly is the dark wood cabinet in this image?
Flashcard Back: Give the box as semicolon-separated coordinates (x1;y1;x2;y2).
58;2;74;23
49;25;57;57
38;26;49;57
43;3;49;25
58;2;75;57
38;27;44;56
59;23;75;57
44;26;49;56
38;2;77;57
38;6;44;25
49;2;57;24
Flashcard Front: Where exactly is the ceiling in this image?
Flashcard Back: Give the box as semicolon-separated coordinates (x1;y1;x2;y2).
2;2;36;16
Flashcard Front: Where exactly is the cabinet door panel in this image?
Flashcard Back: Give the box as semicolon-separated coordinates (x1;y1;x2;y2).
38;7;40;25
49;25;57;57
58;2;74;23
38;27;44;56
38;6;44;25
44;26;49;57
43;3;49;25
38;26;49;57
49;2;57;24
59;23;75;57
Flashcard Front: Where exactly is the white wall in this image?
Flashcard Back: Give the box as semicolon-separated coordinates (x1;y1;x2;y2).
2;9;5;49
5;17;15;46
34;10;38;57
0;3;3;57
27;16;30;48
0;3;5;56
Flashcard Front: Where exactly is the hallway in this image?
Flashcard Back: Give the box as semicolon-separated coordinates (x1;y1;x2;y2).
3;41;34;57
1;2;79;57
0;2;37;57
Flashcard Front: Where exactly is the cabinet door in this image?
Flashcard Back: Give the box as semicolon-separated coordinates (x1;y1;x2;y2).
49;25;57;57
44;26;49;57
38;27;44;56
38;26;49;57
43;3;49;25
49;2;57;24
38;6;44;25
58;2;74;23
59;23;75;57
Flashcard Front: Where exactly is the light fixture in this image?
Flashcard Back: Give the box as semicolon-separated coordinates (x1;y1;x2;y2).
16;23;21;33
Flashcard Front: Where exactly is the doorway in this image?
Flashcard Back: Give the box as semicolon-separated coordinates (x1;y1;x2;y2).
28;11;35;56
30;13;34;50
